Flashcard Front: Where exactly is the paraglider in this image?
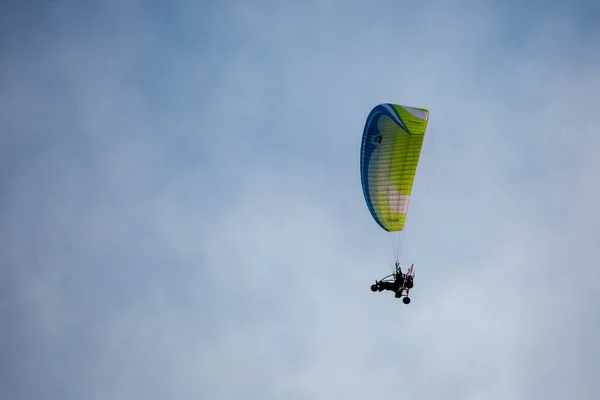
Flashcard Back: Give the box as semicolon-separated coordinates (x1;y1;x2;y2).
360;103;430;303
371;262;415;304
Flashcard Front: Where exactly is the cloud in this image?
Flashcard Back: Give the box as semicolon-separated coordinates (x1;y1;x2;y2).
1;0;600;399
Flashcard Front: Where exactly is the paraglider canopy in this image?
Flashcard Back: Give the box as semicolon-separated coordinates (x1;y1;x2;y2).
360;103;430;233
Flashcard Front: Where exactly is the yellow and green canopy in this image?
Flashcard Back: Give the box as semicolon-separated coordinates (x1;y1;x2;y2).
360;103;430;232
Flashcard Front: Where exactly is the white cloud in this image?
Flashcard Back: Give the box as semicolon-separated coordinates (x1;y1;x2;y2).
1;0;600;399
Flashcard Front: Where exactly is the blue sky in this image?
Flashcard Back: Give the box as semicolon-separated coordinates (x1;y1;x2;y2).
2;0;600;399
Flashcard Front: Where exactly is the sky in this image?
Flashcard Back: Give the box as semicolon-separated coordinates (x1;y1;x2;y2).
2;0;600;399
